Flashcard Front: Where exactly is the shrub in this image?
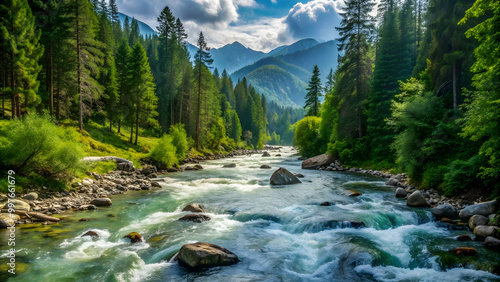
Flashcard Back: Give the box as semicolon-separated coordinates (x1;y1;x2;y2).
169;124;189;159
294;116;322;157
442;155;484;196
0;114;85;176
149;134;177;168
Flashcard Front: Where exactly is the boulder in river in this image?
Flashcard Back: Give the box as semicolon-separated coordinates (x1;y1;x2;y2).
260;165;271;169
223;163;236;168
90;198;112;207
182;203;205;213
469;215;489;230
178;242;239;268
449;247;477;256
270;168;301;185
473;225;500;241
82;231;99;238
456;234;472;241
406;191;430;207
124;232;143;243
459;200;498;221
395;188;407;198
22;192;38;201
3;199;30;212
0;213;20;228
262;152;271;157
348;190;362;197
483;236;500;252
178;214;211;223
385;178;399;186
431;204;458;220
194;165;204;170
320;202;331;206
301;154;335;169
295;173;304;178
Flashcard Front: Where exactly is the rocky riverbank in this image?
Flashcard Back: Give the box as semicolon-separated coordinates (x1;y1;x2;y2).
0;148;276;227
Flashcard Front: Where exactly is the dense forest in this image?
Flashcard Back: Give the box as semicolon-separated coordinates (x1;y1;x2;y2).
295;0;499;197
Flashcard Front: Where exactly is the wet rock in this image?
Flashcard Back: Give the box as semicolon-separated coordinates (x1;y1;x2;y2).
178;214;211;223
270;168;302;185
295;173;304;178
0;214;20;228
449;247;477;256
298;156;307;161
489;214;500;227
474;225;500;241
348;190;362;197
459;200;498;221
260;165;271;169
178;242;239;268
79;218;90;222
194;165;204;170
124;232;143;243
90;198;112;207
22;192;38;201
469;215;489;230
456;234;472;241
406;191;430;207
3;199;31;212
140;166;157;175
223;163;236;168
117;162;134;172
395;188;407;198
431;204;458;220
385;178;399;186
82;231;99;238
483;236;500;252
262;152;271;157
182;203;205;213
320;202;331;206
275;154;282;157
301;154;335;169
151;182;162;188
141;185;151;190
166;167;178;173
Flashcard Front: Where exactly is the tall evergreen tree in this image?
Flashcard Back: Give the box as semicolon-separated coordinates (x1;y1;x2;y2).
115;41;130;134
304;65;322;117
194;32;213;150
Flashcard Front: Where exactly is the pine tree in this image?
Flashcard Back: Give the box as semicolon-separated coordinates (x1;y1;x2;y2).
304;65;322;117
115;41;131;134
129;18;139;47
325;68;335;94
194;32;213;150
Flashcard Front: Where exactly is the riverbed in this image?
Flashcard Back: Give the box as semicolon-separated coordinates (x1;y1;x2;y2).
1;147;499;281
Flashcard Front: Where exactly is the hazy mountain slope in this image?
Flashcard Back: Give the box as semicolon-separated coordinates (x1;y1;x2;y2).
267;38;319;57
118;13;157;37
210;42;266;74
231;56;310;84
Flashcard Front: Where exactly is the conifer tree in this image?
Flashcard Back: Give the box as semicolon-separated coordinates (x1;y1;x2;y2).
304;65;322;117
194;32;213;150
115;41;130;134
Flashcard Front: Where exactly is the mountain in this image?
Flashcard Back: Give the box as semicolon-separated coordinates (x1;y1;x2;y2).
245;65;308;107
210;42;266;74
231;56;310;83
118;13;157;37
267;38;319;57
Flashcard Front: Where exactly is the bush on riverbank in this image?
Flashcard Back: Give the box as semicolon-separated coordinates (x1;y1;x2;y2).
149;134;178;168
294;116;322;157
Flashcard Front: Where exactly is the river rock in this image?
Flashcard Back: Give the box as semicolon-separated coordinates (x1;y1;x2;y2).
469;215;489;230
22;192;38;201
260;165;271;169
395;188;407;198
385;178;399;186
459;200;498;221
178;214;211;223
301;154;335;169
474;225;500;240
194;165;204;170
406;191;429;207
483;236;500;252
348;190;361;197
262;152;271;157
270;168;301;185
90;198;112;207
82;231;99;238
456;234;472;241
117;162;134;172
320;202;330;206
3;199;31;212
295;173;304;178
489;214;500;227
223;163;236;168
449;247;477;256
178;242;239;268
141;166;157;175
182;203;205;213
166;167;178;173
0;213;20;228
431;204;458;220
151;181;162;188
124;232;143;243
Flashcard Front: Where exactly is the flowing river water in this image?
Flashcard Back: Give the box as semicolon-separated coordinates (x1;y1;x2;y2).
1;147;499;281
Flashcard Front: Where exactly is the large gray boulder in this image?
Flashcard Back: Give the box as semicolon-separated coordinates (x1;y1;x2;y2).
0;214;20;228
431;204;458;220
270;168;302;185
178;214;211;223
473;225;500;241
459;200;498;221
22;192;38;201
386;178;399;186
483;236;500;252
468;215;489;230
178;242;239;268
406;191;430;207
301;154;335;169
182;203;205;213
3;199;30;212
90;198;112;207
395;188;407;198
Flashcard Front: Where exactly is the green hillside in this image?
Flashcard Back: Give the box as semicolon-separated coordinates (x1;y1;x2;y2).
231;57;310;85
245;65;307;107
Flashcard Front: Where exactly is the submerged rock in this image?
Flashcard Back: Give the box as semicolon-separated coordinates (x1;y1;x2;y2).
301;154;335;169
82;231;99;238
406;191;430;207
124;232;143;243
178;242;239;268
456;234;472;241
270;168;301;185
194;165;204;170
260;165;271;169
449;247;477;256
223;163;236;168
431;204;458;220
320;202;331;206
178;214;211;223
262;152;271;157
348;190;362;197
469;215;489;230
295;173;304;178
90;198;112;207
459;200;498;221
182;203;205;213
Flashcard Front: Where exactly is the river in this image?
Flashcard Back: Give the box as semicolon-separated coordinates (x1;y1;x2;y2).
1;147;499;281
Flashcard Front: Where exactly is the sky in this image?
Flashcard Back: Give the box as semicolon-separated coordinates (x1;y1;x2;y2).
115;0;348;52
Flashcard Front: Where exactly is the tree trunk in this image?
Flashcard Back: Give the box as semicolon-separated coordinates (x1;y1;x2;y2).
76;0;83;131
11;52;16;118
130;118;134;143
170;49;175;126
196;60;202;150
179;63;186;124
56;85;60;121
453;60;457;113
135;106;139;145
110;117;113;131
49;45;54;116
118;119;121;134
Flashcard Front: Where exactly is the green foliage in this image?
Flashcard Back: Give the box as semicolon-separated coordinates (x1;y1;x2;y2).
294;116;322;157
0;114;85;176
169;124;188;159
442;155;484;196
149;134;177;168
304;65;322;117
